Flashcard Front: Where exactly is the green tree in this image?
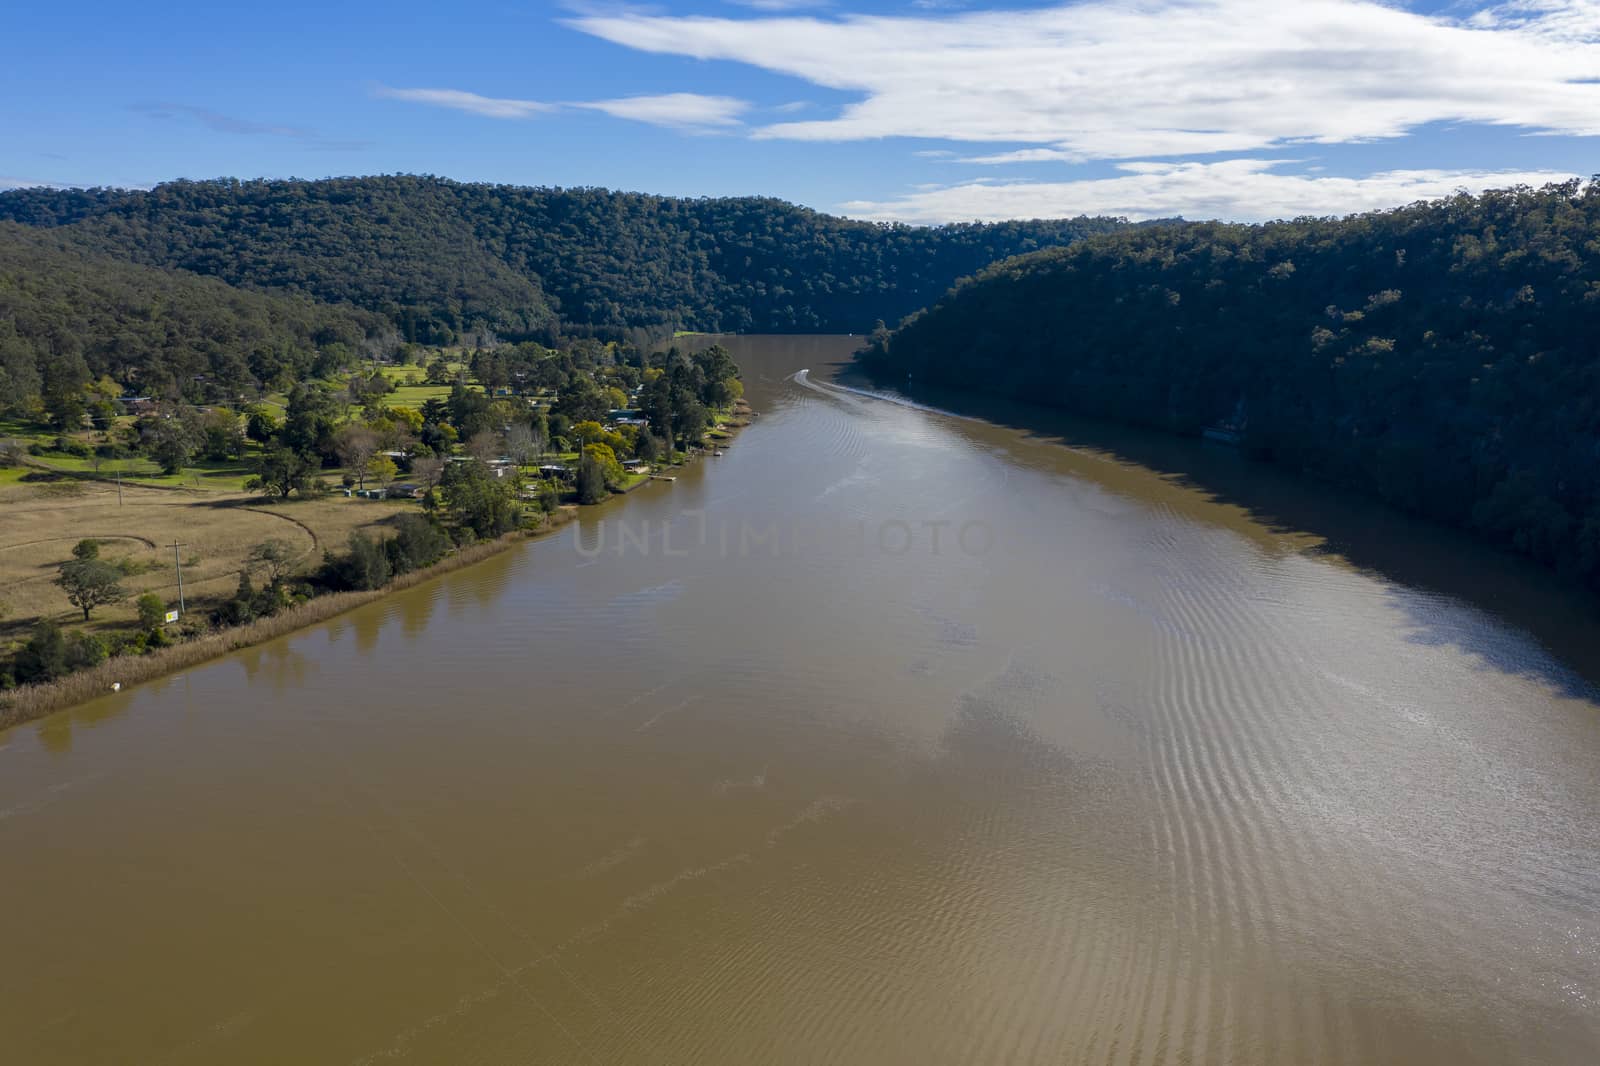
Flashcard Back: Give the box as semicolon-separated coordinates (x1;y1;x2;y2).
672;397;709;449
425;357;454;386
440;459;519;538
198;408;245;460
245;405;280;443
583;442;624;487
247;538;299;585
447;383;495;439
145;418;197;475
281;383;339;459
367;454;398;488
575;451;608;505
40;350;90;432
387;513;451;574
246;444;318;499
72;538;100;560
55;558;126;621
327;533;392;591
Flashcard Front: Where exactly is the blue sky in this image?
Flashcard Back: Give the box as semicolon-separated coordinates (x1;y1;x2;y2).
3;1;1598;222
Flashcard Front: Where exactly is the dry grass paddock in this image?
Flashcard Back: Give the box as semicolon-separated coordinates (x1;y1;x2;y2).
0;478;413;644
0;531;535;729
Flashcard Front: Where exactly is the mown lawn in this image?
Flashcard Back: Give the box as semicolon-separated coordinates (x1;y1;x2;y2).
385;384;457;409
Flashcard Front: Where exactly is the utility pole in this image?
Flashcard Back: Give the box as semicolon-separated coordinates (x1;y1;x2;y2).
172;540;187;615
116;465;123;506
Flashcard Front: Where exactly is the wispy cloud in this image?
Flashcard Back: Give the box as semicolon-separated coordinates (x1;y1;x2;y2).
131;103;368;150
725;0;832;10
372;86;552;119
575;93;749;129
0;175;152;191
568;1;1600;160
377;85;751;131
840;160;1582;223
0;176;71;190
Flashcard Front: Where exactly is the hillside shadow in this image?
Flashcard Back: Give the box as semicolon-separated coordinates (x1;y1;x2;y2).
838;361;1600;702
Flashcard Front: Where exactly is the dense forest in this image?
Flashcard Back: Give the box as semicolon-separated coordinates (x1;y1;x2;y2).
0;224;384;408
0;176;1125;343
859;180;1600;592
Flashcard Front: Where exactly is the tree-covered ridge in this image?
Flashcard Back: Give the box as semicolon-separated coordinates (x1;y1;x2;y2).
860;180;1600;591
0;176;1127;340
0;181;555;345
0;223;384;407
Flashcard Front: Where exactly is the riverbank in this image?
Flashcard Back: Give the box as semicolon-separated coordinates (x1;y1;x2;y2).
0;507;576;731
1;400;755;731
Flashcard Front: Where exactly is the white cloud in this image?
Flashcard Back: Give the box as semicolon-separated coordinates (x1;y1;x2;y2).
576;93;749;129
374;86;552;119
725;0;832;10
0;176;151;191
956;147;1079;165
375;85;748;131
839;159;1582;223
568;1;1600;160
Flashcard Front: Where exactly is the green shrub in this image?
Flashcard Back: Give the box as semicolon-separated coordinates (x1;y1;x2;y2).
135;592;166;629
63;630;107;671
13;621;67;684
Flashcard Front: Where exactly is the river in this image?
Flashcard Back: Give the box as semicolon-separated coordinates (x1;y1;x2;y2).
3;335;1598;1064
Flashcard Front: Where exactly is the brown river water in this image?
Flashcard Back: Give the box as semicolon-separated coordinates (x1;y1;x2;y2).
3;335;1599;1065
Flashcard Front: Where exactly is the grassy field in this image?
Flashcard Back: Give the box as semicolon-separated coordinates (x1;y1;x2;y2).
0;477;414;646
385;383;458;409
24;454;257;492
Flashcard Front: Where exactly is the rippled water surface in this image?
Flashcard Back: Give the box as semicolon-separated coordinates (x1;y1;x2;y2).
3;336;1599;1065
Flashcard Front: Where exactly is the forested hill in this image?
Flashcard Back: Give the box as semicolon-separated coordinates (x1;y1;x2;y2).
0;223;383;404
859;180;1600;592
0;177;1126;342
